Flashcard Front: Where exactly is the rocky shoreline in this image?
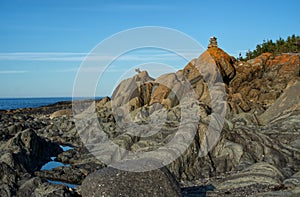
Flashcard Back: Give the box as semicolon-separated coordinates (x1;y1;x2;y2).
0;42;299;196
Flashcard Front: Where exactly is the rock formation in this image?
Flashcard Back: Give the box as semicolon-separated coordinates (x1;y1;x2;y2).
80;160;182;197
1;129;62;173
0;37;299;196
88;37;299;196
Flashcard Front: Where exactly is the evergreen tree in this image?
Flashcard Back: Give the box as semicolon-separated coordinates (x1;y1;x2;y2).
243;35;300;60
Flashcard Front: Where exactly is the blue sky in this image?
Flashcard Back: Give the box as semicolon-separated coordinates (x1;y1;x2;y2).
0;0;299;98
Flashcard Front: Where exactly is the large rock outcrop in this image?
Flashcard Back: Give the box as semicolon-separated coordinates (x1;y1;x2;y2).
92;42;300;182
229;52;300;114
258;79;300;124
111;70;154;110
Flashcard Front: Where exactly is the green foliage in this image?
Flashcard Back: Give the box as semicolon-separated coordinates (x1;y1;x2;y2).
241;34;300;60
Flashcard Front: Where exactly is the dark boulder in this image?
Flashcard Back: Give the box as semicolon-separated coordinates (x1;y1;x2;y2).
80;160;182;197
1;128;62;173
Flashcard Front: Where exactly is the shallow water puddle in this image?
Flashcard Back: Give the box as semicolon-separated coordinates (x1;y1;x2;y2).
40;145;73;171
47;180;78;189
40;158;70;170
59;145;73;151
40;145;78;188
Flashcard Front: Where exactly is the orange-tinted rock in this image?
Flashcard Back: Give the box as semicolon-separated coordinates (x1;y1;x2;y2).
206;47;236;83
229;53;300;113
111;43;299;117
183;58;205;83
183;47;236;86
277;54;299;76
139;82;153;106
149;73;184;108
251;52;273;66
50;109;72;119
96;96;111;109
150;84;170;105
111;70;154;109
128;97;142;112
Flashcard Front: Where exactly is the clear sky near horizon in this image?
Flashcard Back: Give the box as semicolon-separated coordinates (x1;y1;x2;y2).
0;0;299;98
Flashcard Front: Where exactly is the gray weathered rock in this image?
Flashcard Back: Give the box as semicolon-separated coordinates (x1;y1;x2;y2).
80;160;182;197
215;162;284;190
1;129;62;173
259;79;300;124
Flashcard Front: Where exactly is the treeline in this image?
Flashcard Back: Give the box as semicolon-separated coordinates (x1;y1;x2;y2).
240;34;300;60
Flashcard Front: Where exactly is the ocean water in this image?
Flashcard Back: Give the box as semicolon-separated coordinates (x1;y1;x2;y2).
0;97;102;110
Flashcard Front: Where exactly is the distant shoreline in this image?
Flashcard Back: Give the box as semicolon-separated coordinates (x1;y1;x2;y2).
0;96;104;99
0;96;104;110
